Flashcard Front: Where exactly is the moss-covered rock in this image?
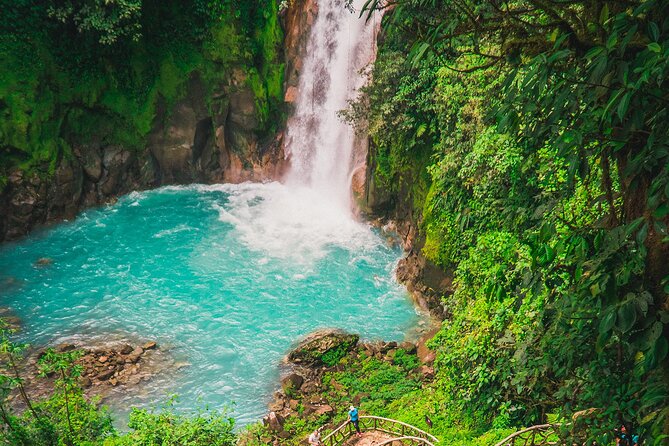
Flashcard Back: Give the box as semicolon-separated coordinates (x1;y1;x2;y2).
287;329;359;367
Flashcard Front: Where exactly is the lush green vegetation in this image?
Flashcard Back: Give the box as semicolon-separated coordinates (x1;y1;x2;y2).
0;0;284;186
2;0;668;444
0;320;236;445
346;0;669;443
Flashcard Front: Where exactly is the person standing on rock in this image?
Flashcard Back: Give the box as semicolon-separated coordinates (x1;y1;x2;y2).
348;405;362;437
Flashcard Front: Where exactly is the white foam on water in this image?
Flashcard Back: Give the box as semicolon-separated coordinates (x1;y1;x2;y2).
203;182;381;263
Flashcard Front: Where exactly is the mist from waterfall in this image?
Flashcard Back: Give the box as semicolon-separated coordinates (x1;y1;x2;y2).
284;0;378;211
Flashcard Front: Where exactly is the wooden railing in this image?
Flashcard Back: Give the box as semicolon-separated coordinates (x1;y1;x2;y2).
493;424;561;446
321;415;438;446
377;436;437;445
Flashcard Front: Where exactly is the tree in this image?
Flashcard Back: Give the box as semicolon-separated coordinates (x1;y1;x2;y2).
360;0;669;440
47;0;142;45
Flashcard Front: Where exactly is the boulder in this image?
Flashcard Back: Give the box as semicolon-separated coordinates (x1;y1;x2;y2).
97;369;115;381
287;329;359;366
277;430;292;439
398;341;417;354
313;404;334;417
419;366;435;380
119;344;133;355
281;373;304;393
35;257;54;267
300;380;319;394
263;411;284;433
142;341;157;350
56;343;76;352
130;347;144;357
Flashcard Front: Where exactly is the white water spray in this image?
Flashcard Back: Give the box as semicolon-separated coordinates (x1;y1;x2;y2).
284;0;378;210
210;0;379;262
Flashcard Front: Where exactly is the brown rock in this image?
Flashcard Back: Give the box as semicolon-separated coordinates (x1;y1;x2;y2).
263;411;284;433
353;392;370;405
380;341;397;353
314;404;334;417
287;329;359;366
119;344;133;355
56;343;76;352
281;373;304;393
398;341;417;354
98;356;109;363
277;430;292;439
284;86;298;103
131;347;144;356
35;257;53;266
142;341;157;350
97;369;115;381
268;398;284;412
288;399;299;410
78;376;92;388
420;366;435;380
300;380;319;394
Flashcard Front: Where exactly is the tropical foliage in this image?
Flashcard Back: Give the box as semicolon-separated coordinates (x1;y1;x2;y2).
0;0;284;186
350;0;669;443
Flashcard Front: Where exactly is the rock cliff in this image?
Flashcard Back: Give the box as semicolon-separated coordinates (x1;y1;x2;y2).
0;0;317;242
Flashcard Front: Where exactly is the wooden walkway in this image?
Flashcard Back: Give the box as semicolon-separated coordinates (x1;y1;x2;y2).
321;416;438;446
493;424;561;446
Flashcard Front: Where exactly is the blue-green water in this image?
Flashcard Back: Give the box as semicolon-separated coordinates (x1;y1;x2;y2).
0;182;419;424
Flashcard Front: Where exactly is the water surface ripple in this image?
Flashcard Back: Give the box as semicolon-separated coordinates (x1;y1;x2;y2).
0;183;419;424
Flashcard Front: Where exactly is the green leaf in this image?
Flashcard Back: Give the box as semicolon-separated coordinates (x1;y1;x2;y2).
617;91;631;121
637;222;649;245
647;42;661;53
599;4;609;24
625;217;645;236
616;300;637;333
648;336;668;367
640;321;663;350
648;22;660;41
653;203;669;219
599;309;616;334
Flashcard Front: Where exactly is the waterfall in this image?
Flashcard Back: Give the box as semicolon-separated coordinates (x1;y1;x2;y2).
197;0;381;264
284;0;378;211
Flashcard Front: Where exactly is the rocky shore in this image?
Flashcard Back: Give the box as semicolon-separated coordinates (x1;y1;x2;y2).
245;329;437;445
6;338;170;409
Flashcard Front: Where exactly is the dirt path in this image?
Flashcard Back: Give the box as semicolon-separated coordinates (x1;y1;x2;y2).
343;431;397;445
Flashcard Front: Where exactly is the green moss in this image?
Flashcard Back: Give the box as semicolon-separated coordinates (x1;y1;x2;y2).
1;3;286;178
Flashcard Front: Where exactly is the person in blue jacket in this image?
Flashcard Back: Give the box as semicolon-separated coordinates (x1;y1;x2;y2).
348;405;362;437
616;424;639;446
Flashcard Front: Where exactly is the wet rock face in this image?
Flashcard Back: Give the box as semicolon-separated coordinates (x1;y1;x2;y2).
0;72;286;242
282;0;317;103
287;329;359;366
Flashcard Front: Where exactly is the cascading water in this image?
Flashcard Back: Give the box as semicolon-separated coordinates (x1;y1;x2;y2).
0;0;417;426
284;0;378;210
